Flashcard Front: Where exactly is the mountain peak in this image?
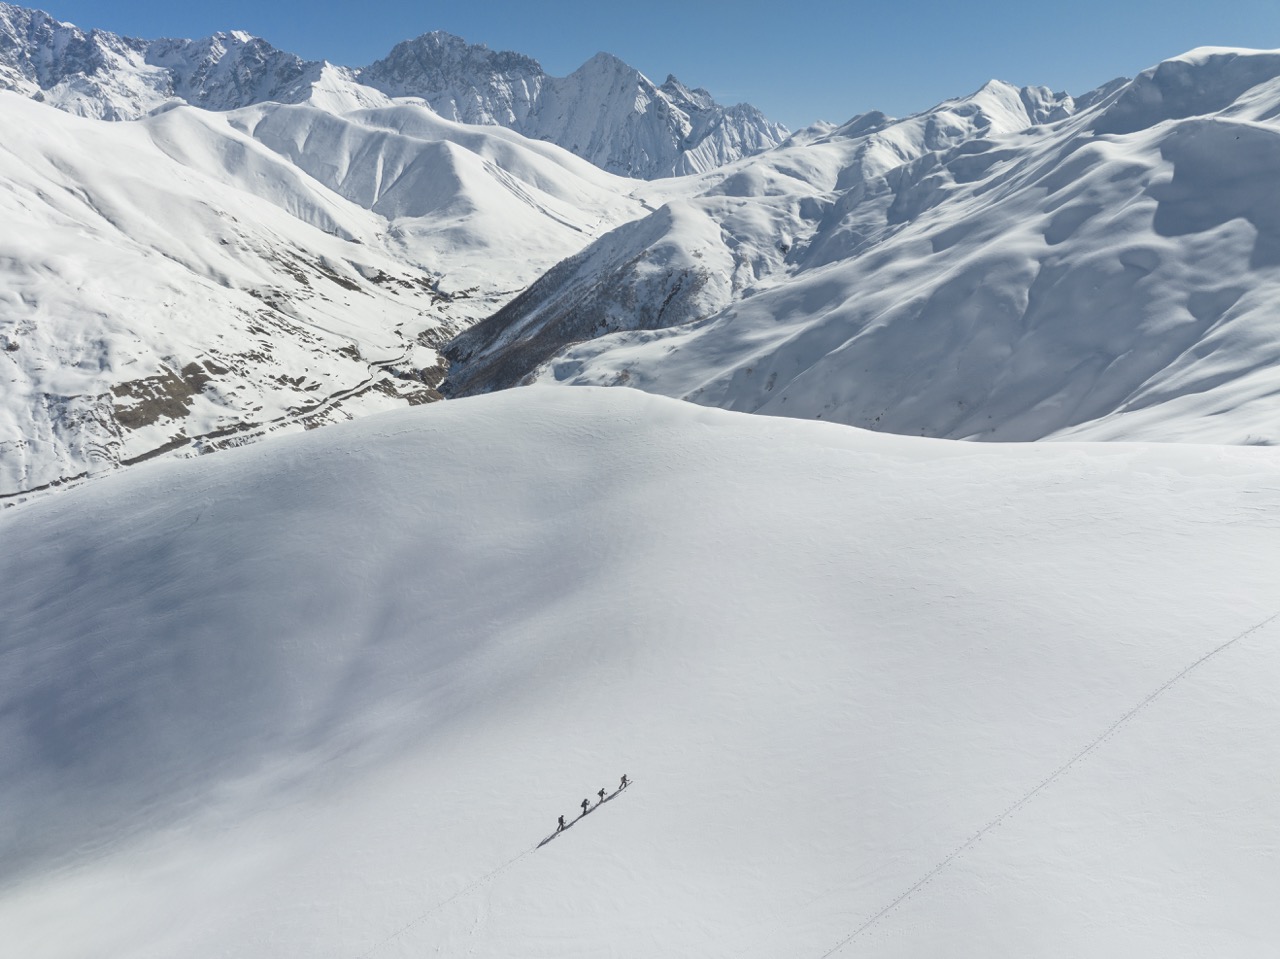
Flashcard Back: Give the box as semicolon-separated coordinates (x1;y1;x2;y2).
364;30;545;90
359;32;787;177
0;3;787;177
579;50;633;71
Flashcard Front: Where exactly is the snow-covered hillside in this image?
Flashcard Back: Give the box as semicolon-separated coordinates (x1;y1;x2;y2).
444;77;1086;396
447;48;1280;446
0;4;787;177
2;388;1278;958
0;90;648;498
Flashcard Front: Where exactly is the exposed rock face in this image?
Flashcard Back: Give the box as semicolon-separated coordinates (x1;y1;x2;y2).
0;4;337;116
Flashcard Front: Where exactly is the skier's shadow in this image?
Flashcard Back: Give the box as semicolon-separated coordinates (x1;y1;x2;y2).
537;785;628;848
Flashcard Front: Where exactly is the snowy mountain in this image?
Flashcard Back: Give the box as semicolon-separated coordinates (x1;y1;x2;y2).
8;6;1280;503
0;89;649;499
0;3;339;118
443;75;1097;397
446;48;1280;445
361;32;791;178
2;387;1278;957
6;15;1280;955
0;5;788;177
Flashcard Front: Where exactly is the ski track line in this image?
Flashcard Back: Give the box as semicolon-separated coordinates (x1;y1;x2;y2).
351;844;538;959
817;608;1280;959
353;783;633;959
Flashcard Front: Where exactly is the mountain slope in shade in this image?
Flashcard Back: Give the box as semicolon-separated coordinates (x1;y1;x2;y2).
1;387;1278;957
446;48;1280;445
443;76;1087;397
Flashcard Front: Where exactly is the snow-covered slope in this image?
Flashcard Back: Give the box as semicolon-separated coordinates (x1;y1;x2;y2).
443;76;1090;395
0;90;648;499
1;387;1278;957
447;48;1280;445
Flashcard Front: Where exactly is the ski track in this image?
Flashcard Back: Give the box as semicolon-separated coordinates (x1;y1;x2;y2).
353;783;633;958
817;608;1280;958
351;844;538;959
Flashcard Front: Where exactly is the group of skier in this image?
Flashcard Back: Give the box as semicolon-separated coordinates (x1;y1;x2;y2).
556;774;628;831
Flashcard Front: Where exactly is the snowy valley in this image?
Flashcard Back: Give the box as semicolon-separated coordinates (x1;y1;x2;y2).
2;3;1280;957
448;50;1280;446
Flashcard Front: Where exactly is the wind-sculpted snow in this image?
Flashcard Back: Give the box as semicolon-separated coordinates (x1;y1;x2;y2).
1;388;1278;957
449;48;1280;445
231;100;639;229
1093;47;1280;134
0;92;649;498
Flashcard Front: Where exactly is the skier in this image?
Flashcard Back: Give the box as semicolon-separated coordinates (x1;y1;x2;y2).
598;788;607;803
557;815;566;831
581;798;591;816
619;773;629;789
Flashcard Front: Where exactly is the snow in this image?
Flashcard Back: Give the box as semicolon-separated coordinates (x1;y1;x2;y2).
451;48;1280;447
444;76;1086;397
2;387;1279;957
0;8;787;180
359;33;790;178
0;88;650;498
4;12;1280;956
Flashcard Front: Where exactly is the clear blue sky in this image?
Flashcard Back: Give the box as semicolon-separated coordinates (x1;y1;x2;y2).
34;0;1280;129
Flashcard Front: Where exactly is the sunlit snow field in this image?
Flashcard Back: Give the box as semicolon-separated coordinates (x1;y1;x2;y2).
2;387;1277;958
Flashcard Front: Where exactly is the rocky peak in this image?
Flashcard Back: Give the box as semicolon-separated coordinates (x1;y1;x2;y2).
359;33;788;177
145;31;316;111
360;31;543;96
0;4;789;178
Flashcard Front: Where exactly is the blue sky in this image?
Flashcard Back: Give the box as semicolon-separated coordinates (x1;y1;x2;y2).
35;1;1280;128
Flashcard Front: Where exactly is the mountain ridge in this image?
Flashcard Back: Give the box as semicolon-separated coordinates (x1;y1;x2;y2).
443;48;1280;446
0;4;788;177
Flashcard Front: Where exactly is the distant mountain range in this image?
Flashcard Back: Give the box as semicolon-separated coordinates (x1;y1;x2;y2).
5;0;1280;502
0;3;789;177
